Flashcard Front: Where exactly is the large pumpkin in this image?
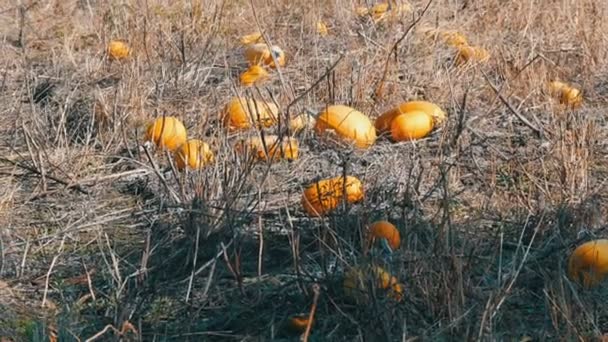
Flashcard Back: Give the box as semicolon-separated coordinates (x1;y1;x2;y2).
390;111;434;142
368;220;401;251
244;43;286;68
145;116;188;152
375;100;446;133
343;265;403;304
174;139;214;171
222;97;279;130
567;239;608;288
314;105;376;148
235;135;299;161
301;175;363;217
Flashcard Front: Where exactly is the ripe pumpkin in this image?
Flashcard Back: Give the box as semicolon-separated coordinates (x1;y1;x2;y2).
174;139;214;171
240;32;262;45
317;21;328;36
315;105;376;148
375;101;446;133
289;113;316;133
455;45;490;66
302;175;363;217
145;116;188;152
235;135;299;161
441;30;468;47
222;97;279;130
568;239;608;288
107;40;130;61
390;111;434;141
244;43;286;69
343;265;403;304
548;81;582;108
287;314;313;333
368;220;401;251
239;65;270;87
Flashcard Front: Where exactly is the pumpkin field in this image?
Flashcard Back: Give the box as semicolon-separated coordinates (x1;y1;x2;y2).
1;0;608;340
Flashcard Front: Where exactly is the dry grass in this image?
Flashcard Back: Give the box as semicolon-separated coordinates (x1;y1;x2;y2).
1;0;608;340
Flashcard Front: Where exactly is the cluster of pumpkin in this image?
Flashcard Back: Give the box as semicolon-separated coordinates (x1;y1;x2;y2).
420;27;490;66
238;33;286;87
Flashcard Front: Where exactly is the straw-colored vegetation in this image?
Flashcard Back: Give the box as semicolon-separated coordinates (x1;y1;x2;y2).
1;0;608;340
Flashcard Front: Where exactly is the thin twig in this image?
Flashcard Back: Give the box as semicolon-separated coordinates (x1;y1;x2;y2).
302;283;320;342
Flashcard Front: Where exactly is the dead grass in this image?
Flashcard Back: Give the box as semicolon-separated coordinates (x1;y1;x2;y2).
1;0;608;340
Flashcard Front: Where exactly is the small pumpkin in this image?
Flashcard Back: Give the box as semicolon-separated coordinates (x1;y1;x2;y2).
240;32;263;45
244;43;286;68
548;81;582;108
239;65;270;87
391;111;434;142
568;239;608;288
107;40;130;61
441;30;468;47
455;45;490;66
222;97;279;130
174;139;214;171
289;113;316;133
343;265;403;304
375;100;446;133
302;175;363;217
287;314;313;333
144;116;188;152
315;105;376;148
235;135;299;161
368;220;401;251
316;21;328;36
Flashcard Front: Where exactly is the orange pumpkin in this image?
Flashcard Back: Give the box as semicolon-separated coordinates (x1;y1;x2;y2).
145;116;188;152
244;43;286;68
107;40;130;61
240;32;263;45
289;113;316;133
368;221;401;251
568;239;608;288
343;265;403;304
222;97;279;130
235;135;299;161
548;81;582;108
302;175;363;217
375;100;446;133
239;65;270;87
390;111;434;141
287;314;313;333
174;139;214;171
455;45;490;66
315;105;376;148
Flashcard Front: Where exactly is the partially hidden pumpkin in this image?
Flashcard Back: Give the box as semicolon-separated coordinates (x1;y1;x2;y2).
455;45;490;66
287;314;313;333
174;139;214;171
343;265;404;304
369;220;401;251
314;105;376;148
235;135;299;161
390;110;435;142
222;97;279;130
239;65;270;87
375;100;446;133
548;81;582;108
441;30;468;47
244;43;286;68
240;32;263;45
568;239;608;288
302;175;363;217
145;116;188;152
107;40;130;61
289;113;316;133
